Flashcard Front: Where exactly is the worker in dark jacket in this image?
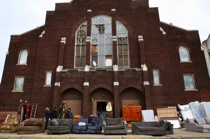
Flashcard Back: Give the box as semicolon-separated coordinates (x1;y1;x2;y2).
51;107;58;119
65;108;73;119
45;107;51;130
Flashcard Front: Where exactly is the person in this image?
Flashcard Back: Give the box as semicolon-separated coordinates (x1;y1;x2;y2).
65;108;73;119
59;100;66;119
51;106;58;119
45;107;51;130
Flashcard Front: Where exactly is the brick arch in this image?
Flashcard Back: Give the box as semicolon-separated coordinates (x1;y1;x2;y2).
89;84;113;95
119;87;146;117
89;87;114;101
176;42;192;54
119;85;144;95
60;88;83;116
89;87;114;117
70;17;87;38
115;15;133;34
60;85;83;95
61;88;82;100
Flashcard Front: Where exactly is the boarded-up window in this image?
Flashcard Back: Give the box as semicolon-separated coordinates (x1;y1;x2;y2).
65;100;82;116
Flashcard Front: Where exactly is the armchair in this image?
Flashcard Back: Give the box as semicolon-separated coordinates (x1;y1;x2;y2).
17;118;45;134
72;118;88;134
0;114;20;133
87;117;103;134
103;118;127;135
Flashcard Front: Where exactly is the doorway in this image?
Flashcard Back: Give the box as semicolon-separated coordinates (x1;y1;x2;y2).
97;102;106;121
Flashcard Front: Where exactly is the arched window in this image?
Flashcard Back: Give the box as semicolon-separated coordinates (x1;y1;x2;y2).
179;46;190;62
116;21;129;67
74;15;129;68
18;49;28;64
75;22;87;67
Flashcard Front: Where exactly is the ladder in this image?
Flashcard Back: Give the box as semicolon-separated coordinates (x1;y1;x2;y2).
30;103;38;118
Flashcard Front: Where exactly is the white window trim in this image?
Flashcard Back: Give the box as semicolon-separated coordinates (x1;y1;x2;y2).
16;64;27;66
184;89;198;92
180;61;192;64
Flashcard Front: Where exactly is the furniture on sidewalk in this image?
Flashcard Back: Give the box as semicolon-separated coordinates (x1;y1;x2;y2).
17;118;45;134
0;111;17;123
0;114;20;133
157;107;181;128
103;118;127;135
185;117;210;133
122;104;142;122
72;118;88;133
87;117;103;134
47;119;73;134
141;109;156;122
132;120;173;136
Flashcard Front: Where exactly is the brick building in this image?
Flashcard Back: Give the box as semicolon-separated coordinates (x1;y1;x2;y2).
1;0;210;118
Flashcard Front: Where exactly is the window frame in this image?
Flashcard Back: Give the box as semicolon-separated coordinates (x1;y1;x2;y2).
17;49;28;65
90;15;113;68
153;69;161;86
183;74;197;91
13;76;24;92
179;46;191;63
116;20;130;68
44;71;52;87
74;21;87;68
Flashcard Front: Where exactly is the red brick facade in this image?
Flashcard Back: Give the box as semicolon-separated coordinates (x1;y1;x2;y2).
1;0;210;118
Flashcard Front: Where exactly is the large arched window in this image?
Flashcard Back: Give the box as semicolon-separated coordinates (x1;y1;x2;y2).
179;46;191;62
116;21;129;67
18;49;28;65
75;22;87;67
74;15;129;68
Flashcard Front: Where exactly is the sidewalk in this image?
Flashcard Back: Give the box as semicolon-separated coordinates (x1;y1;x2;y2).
0;128;210;139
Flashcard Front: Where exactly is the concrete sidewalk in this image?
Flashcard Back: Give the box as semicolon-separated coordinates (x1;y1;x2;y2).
0;128;210;139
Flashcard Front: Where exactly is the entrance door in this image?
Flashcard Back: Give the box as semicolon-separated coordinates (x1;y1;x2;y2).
19;104;31;123
90;88;114;117
97;102;106;121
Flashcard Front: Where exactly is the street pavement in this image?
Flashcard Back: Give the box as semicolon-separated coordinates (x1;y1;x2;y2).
0;128;210;139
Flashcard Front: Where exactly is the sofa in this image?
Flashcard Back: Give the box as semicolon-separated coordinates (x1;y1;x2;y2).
185;117;210;133
0;114;20;133
17;118;45;134
132;120;173;136
47;119;73;134
87;117;103;134
103;118;127;135
0;111;17;123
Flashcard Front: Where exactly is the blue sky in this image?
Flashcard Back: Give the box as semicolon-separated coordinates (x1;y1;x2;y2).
0;0;210;82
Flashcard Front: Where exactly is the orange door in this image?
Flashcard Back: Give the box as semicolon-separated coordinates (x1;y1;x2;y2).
25;104;31;119
123;106;142;121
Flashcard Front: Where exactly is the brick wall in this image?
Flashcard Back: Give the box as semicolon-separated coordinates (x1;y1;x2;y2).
1;0;210;118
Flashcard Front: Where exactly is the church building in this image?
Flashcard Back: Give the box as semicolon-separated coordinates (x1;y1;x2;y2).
1;0;210;118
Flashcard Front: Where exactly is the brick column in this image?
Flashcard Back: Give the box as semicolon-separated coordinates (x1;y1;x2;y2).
138;35;151;109
113;70;120;118
58;37;66;66
53;73;61;109
82;72;90;117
